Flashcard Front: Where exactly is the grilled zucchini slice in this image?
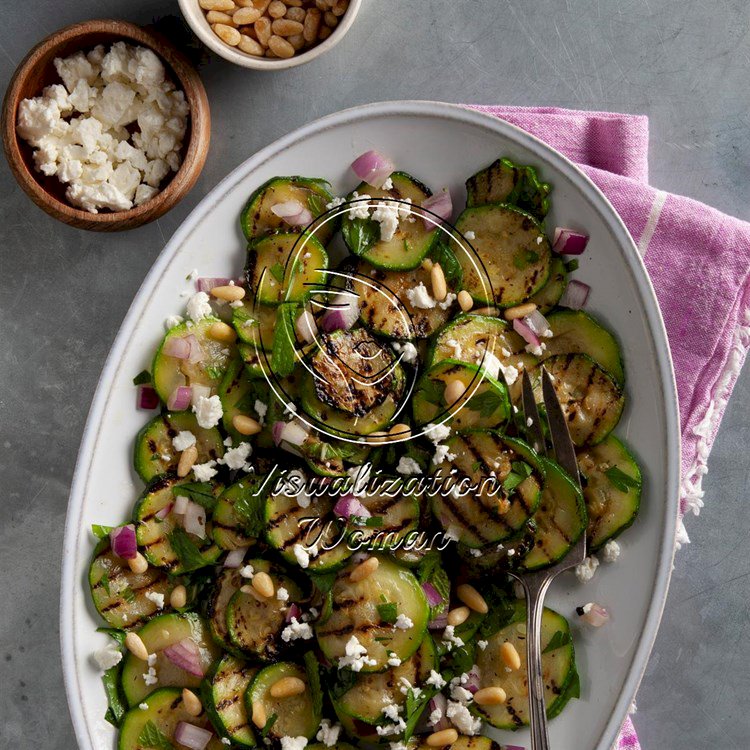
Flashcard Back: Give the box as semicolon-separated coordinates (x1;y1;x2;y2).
316;556;429;671
334;635;437;723
577;435;642;550
474;603;578;729
412;360;510;429
218;356;265;444
226;559;303;661
355;261;456;340
453;205;551;307
543;310;625;384
417;738;504;750
212;477;265;551
431;432;543;547
534;354;625;447
120;612;221;706
520;458;587;571
118;687;225;750
134;411;224;484
153;317;234;405
246;662;322;741
203;654;258;747
134;474;222;574
342;172;440;270
240;176;336;245
89;545;175;629
232;301;278;350
207;568;245;654
353;478;420;551
529;255;568;313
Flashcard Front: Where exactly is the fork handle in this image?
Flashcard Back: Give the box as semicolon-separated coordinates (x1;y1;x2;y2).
524;576;554;750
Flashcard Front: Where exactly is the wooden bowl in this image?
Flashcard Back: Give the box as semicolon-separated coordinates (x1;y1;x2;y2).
1;19;211;231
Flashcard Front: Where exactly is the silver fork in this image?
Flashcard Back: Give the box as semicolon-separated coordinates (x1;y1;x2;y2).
506;369;587;750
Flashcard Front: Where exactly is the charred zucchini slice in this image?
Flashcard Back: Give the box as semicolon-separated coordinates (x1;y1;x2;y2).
232;301;278;350
520;458;587;571
246;662;322;741
203;654;258;747
474;603;578;729
218;355;265;444
412;360;510;430
120;612;221;706
355;261;456;340
543;310;625;384
577;435;642;550
342;172;440;271
213;476;267;551
453;205;551;307
316;556;429;671
207;568;245;654
353;478;420;551
245;232;328;305
118;687;225;750
416;737;504;750
533;354;625;447
529;255;568;313
134;411;224;484
240;176;336;245
226;559;303;661
152;317;234;405
431;432;543;547
89;546;175;630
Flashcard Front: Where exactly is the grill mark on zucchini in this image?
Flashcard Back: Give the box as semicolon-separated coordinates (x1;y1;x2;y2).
216;695;240;711
440;490;498;543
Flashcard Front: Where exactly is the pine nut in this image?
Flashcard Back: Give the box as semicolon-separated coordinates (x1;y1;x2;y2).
367;431;389;444
232;414;262;435
446;606;470;627
318;25;332;40
270;676;306;698
265;49;278;58
207;10;235;24
268;0;287;17
213;23;242;45
444;378;466;405
128;552;148;574
233;6;262;23
473;686;507;705
500;641;522;671
350;556;379;582
286;6;306;21
238;34;264;54
431;263;447;301
182;689;203;716
252;0;271;10
211;285;246;301
473;306;500;317
268;34;295;57
255;16;272;45
426;729;458;747
251;700;267;729
315;0;331;9
124;632;149;661
252;571;275;598
388;423;411;440
177;445;198;478
332;0;348;15
421;257;434;271
303;8;321;41
456;583;488;614
288;33;305;50
272;18;304;35
170;585;187;609
208;321;237;343
458;290;474;312
200;0;235;9
286;0;303;5
323;11;338;27
504;302;537;321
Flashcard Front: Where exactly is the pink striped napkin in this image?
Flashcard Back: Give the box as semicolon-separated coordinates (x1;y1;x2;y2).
468;105;750;749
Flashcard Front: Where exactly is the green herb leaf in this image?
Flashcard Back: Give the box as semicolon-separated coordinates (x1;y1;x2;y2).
365;516;384;528
132;370;151;386
100;572;111;597
342;216;380;256
468;387;505;418
122;587;136;603
173;482;218;513
416;551;450;618
605;466;640;493
430;240;463;287
233;478;269;538
377;602;398;624
261;714;278;738
167;528;210;573
205;365;223;380
137;720;174;749
270;262;285;284
328;668;358;700
92;524;113;539
303;651;323;718
402;686;438;743
307;192;327;218
564;259;579;273
97;627;127;647
543;629;572;654
513;249;540;270
419;376;447;406
271;303;299;378
308;570;337;594
476;587;515;641
102;664;128;727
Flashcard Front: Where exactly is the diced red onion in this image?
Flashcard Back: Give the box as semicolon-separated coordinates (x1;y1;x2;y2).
421;190;453;229
272;421;285;446
559;279;591;310
183;501;206;539
195;277;242;293
523;309;551;336
190;384;211;407
512;318;541;349
137;385;159;410
465;664;481;693
167;386;192;411
163;336;191;359
429;693;449;731
333;494;371;520
174;722;212;750
271;200;313;227
295;310;318;344
320;292;360;333
274;420;308;449
155;503;173;520
421;582;444;608
183;334;204;364
428;613;448;631
164;638;204;678
286;603;302;623
224;547;248;568
553;227;589;255
351;150;394;189
173;495;189;515
578;602;610;627
109;525;137;560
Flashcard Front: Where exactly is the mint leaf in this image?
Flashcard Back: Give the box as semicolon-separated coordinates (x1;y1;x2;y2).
173;482;218;513
419;376;447;406
402;686;438;743
97;627;127;647
137;720;174;749
271;303;299;378
304;651;323;718
270;262;285;284
102;665;127;727
543;629;572;654
261;714;278;738
377;602;398;624
342;216;379;256
468;387;505;418
132;370;151;386
430;240;463;287
167;528;211;572
92;524;113;539
605;466;640;493
307;192;327;218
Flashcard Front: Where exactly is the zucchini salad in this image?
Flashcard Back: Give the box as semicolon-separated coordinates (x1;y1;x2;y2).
89;150;643;750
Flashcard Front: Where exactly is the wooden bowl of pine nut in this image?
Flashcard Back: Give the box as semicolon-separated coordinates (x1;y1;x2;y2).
177;0;361;69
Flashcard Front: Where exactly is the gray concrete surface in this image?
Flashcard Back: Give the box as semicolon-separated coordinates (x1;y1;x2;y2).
1;0;749;747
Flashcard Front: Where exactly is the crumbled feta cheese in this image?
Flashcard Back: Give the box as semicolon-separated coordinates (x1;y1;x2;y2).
293;544;311;569
445;338;462;360
139;703;148;710
186;291;212;323
371;201;401;242
425;422;451;444
425;669;446;689
93;641;122;672
326;196;345;210
192;460;217;482
172;431;196;452
450;682;473;704
254;399;268;424
429;706;444;726
144;591;165;609
394;614;413;630
446;700;481;735
442;625;464;652
221;739;231;746
280;736;308;750
239;565;255;579
142;666;158;686
316;720;342;748
164;314;184;330
193;395;223;429
575;555;600;583
464;230;476;240
221;441;252;471
382;177;393;190
391;341;418;364
281;617;314;643
396;456;422;475
147;653;157;666
602;539;621;563
387;652;402;667
348;191;372;220
432;444;456;466
405;282;436;309
338;635;377;671
477;640;488;651
276;587;289;602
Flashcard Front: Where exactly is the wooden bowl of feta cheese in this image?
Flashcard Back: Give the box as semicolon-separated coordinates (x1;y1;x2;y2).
1;19;210;231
